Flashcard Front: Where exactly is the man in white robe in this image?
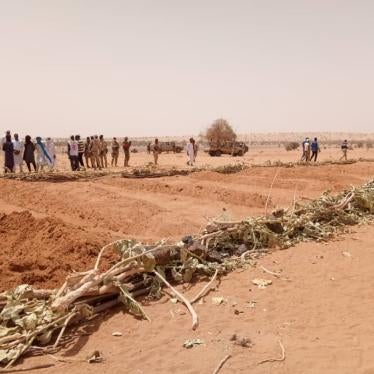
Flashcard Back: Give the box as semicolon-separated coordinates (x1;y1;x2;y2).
187;138;195;166
12;133;24;173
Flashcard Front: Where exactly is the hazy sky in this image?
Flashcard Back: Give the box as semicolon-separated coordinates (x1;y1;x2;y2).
1;0;373;137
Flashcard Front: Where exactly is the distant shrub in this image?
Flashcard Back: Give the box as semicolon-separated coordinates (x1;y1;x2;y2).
206;118;237;143
366;142;373;150
356;142;364;148
285;142;299;151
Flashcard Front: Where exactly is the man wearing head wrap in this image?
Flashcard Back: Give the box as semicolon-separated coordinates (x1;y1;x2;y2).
13;133;24;173
35;137;53;171
23;135;37;172
46;138;56;169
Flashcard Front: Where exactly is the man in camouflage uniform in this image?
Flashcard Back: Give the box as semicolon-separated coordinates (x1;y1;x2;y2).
90;135;102;170
111;137;120;167
84;136;92;168
99;135;108;168
122;137;131;167
153;138;160;165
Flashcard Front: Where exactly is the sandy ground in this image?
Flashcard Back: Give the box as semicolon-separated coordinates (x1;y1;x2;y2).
0;146;373;373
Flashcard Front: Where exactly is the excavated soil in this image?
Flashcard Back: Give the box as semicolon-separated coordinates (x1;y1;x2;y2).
0;211;110;291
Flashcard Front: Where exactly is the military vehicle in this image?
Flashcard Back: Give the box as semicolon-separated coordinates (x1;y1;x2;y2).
208;141;248;156
151;141;184;153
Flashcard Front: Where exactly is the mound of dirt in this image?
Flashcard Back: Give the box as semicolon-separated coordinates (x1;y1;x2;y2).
0;211;110;291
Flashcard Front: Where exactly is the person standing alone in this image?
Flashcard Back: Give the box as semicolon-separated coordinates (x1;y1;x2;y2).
153;138;160;165
187;138;195;166
340;140;349;161
122;137;131;167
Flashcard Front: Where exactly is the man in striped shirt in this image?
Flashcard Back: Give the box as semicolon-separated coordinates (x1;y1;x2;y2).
75;135;85;169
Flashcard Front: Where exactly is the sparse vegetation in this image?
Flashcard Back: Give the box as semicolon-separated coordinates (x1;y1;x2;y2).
285;142;299;151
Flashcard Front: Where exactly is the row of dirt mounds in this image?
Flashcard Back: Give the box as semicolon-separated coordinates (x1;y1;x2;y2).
0;211;110;291
116;175;269;208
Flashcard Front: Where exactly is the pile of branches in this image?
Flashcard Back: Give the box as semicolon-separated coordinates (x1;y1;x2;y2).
122;165;191;179
0;171;122;183
123;158;374;180
259;158;374;168
0;180;373;367
122;163;248;179
211;163;247;174
2;159;374;183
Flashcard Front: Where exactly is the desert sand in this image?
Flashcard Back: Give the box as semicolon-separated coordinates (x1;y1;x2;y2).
0;145;373;373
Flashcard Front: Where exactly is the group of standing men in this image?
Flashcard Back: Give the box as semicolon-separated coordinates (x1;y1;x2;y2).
66;135;135;171
2;132;194;173
300;137;321;162
2;130;56;173
301;137;349;162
